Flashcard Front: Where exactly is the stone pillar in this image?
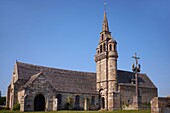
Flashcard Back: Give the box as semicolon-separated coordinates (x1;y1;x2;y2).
108;92;113;111
45;97;49;111
20;96;25;111
104;86;108;110
84;98;89;111
133;96;139;110
53;97;58;111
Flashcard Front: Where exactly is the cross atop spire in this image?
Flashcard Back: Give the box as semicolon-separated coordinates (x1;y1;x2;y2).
102;2;109;33
104;2;107;12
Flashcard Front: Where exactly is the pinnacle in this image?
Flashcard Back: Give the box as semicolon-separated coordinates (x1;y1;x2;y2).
102;11;109;32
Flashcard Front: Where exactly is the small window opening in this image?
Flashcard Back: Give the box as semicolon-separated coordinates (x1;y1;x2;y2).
100;45;102;53
109;44;112;51
101;34;104;40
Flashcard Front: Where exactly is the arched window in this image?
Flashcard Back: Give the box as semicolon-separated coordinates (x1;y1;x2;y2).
109;44;112;51
100;45;102;53
101;34;104;40
56;94;62;109
91;96;95;105
103;43;106;51
75;95;80;107
114;44;116;51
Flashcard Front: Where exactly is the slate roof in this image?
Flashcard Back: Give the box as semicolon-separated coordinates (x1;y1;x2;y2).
117;70;156;88
16;62;156;94
16;62;97;94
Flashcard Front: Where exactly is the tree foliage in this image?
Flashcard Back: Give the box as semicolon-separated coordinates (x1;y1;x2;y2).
65;96;73;110
0;97;6;105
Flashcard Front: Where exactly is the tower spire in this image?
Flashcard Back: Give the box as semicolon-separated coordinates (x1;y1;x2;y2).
102;3;109;32
95;3;118;110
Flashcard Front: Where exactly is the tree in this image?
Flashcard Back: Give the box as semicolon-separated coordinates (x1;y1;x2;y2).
0;97;6;105
0;91;1;98
65;97;73;110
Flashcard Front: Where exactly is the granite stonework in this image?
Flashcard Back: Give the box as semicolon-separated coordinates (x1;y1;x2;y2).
7;62;99;111
6;11;157;111
119;84;157;110
94;11;157;110
151;97;170;113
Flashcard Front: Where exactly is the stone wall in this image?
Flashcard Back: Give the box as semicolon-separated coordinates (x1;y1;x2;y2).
113;92;121;110
96;56;108;110
18;74;56;111
17;73;99;111
151;97;170;113
7;65;28;109
119;84;157;110
54;92;98;110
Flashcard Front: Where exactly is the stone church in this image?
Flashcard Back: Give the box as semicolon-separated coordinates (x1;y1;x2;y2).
6;11;157;111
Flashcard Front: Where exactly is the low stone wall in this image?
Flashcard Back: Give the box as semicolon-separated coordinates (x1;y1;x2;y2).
151;96;170;113
119;84;157;110
0;105;5;110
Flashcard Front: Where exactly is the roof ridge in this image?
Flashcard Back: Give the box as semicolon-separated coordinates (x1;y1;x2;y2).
118;69;147;75
22;72;43;89
16;61;95;74
117;69;133;73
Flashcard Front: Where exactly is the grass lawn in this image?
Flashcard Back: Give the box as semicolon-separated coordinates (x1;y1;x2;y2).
0;110;150;113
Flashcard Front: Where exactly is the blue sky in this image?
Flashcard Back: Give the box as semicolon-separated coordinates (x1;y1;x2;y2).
0;0;170;97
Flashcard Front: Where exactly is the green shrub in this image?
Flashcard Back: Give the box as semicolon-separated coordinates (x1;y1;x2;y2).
65;96;73;110
12;103;20;111
64;102;70;110
143;102;151;107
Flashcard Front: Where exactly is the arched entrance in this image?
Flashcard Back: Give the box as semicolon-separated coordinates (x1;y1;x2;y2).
56;94;62;110
34;94;45;111
98;89;105;110
102;97;105;109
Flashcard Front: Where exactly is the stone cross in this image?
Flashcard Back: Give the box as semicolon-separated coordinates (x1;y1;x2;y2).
132;53;140;68
132;53;141;109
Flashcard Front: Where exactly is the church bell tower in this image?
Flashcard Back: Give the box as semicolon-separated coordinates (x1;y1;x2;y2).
94;11;118;110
